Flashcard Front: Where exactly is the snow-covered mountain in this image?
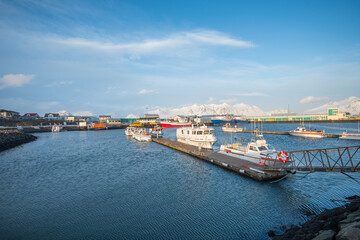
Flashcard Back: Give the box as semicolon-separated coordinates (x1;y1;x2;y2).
306;96;360;115
146;103;266;118
57;110;73;117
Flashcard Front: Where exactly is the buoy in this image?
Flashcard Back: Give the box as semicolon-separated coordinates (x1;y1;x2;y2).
278;151;289;163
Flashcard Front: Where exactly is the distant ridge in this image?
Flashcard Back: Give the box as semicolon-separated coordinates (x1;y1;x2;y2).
305;96;360;115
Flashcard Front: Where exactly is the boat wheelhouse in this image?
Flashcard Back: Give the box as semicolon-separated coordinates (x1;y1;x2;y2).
149;126;163;138
176;125;216;149
125;127;135;136
133;128;152;142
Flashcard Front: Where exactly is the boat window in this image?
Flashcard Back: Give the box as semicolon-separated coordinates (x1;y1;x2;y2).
182;130;184;134
187;130;189;134
210;130;214;134
197;131;203;135
267;145;274;150
204;130;209;134
258;146;267;151
249;146;258;151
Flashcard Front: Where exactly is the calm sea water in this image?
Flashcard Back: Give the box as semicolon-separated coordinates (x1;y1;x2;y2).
1;123;359;239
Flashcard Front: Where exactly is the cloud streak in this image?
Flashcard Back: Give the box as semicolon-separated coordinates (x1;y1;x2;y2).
138;89;156;95
299;96;330;104
0;74;35;90
51;30;254;55
44;81;72;87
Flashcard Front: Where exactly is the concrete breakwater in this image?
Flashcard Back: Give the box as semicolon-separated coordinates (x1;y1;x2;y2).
0;129;37;152
271;196;360;240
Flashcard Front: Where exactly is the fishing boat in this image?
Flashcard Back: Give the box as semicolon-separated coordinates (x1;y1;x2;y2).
340;122;360;140
88;122;108;130
51;124;61;133
176;125;216;149
160;121;192;128
149;126;163;138
222;123;243;133
339;131;360;140
133;128;152;142
288;124;325;138
219;134;291;167
125;127;135;136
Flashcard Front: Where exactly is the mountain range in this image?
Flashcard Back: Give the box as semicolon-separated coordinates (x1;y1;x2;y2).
57;96;360;118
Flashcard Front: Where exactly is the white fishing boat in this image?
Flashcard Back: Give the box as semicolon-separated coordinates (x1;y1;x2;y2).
125;127;135;136
149;126;163;138
288;124;325;138
340;122;360;140
222;123;243;133
176;125;216;149
339;131;360;140
133;128;152;142
219;134;291;167
51;125;61;133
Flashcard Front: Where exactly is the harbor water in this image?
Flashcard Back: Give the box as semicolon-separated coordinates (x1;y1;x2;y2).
0;123;359;239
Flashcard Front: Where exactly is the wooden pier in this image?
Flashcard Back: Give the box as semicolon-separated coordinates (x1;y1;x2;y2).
152;138;289;181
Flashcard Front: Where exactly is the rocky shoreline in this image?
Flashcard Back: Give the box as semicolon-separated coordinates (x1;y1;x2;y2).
0;129;37;152
270;196;360;240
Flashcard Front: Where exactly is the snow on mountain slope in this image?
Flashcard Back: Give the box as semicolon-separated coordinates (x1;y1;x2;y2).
306;96;360;115
57;110;73;117
147;103;265;118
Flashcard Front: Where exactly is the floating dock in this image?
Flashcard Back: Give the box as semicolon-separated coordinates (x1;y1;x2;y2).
152;138;289;181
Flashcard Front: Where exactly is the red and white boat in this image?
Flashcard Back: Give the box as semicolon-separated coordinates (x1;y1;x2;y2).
288;125;325;138
160;121;192;128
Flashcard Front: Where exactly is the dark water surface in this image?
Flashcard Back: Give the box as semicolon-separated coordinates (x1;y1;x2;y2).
1;123;359;239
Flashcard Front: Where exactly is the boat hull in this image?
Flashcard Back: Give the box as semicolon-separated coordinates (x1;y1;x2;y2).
212;119;247;126
177;138;215;149
160;122;192;128
222;128;243;133
339;134;360;140
288;132;325;138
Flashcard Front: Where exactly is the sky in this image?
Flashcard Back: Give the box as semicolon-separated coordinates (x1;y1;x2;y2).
0;0;359;117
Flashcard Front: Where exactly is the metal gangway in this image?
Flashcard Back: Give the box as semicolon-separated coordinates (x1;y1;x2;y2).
264;146;360;172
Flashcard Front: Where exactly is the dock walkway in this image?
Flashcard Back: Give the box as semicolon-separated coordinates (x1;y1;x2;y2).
152;138;288;181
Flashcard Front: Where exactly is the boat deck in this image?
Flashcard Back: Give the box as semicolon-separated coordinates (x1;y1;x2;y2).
152;138;289;181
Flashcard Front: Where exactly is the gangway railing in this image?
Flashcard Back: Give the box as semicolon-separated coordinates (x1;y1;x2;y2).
263;146;360;172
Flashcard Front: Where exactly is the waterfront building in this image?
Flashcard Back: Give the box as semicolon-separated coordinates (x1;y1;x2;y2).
44;113;61;120
107;118;123;126
0;109;20;119
65;116;75;122
23;113;40;119
99;115;111;123
248;108;350;122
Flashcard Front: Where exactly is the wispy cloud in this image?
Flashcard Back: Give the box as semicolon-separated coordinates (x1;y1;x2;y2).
138;89;156;95
44;81;72;87
299;96;330;104
0;74;35;90
208;97;216;102
51;30;254;55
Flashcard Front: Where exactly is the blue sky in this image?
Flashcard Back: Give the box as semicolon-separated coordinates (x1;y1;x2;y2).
0;0;359;117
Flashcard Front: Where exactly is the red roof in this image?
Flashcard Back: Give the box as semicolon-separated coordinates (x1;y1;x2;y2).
24;113;39;116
